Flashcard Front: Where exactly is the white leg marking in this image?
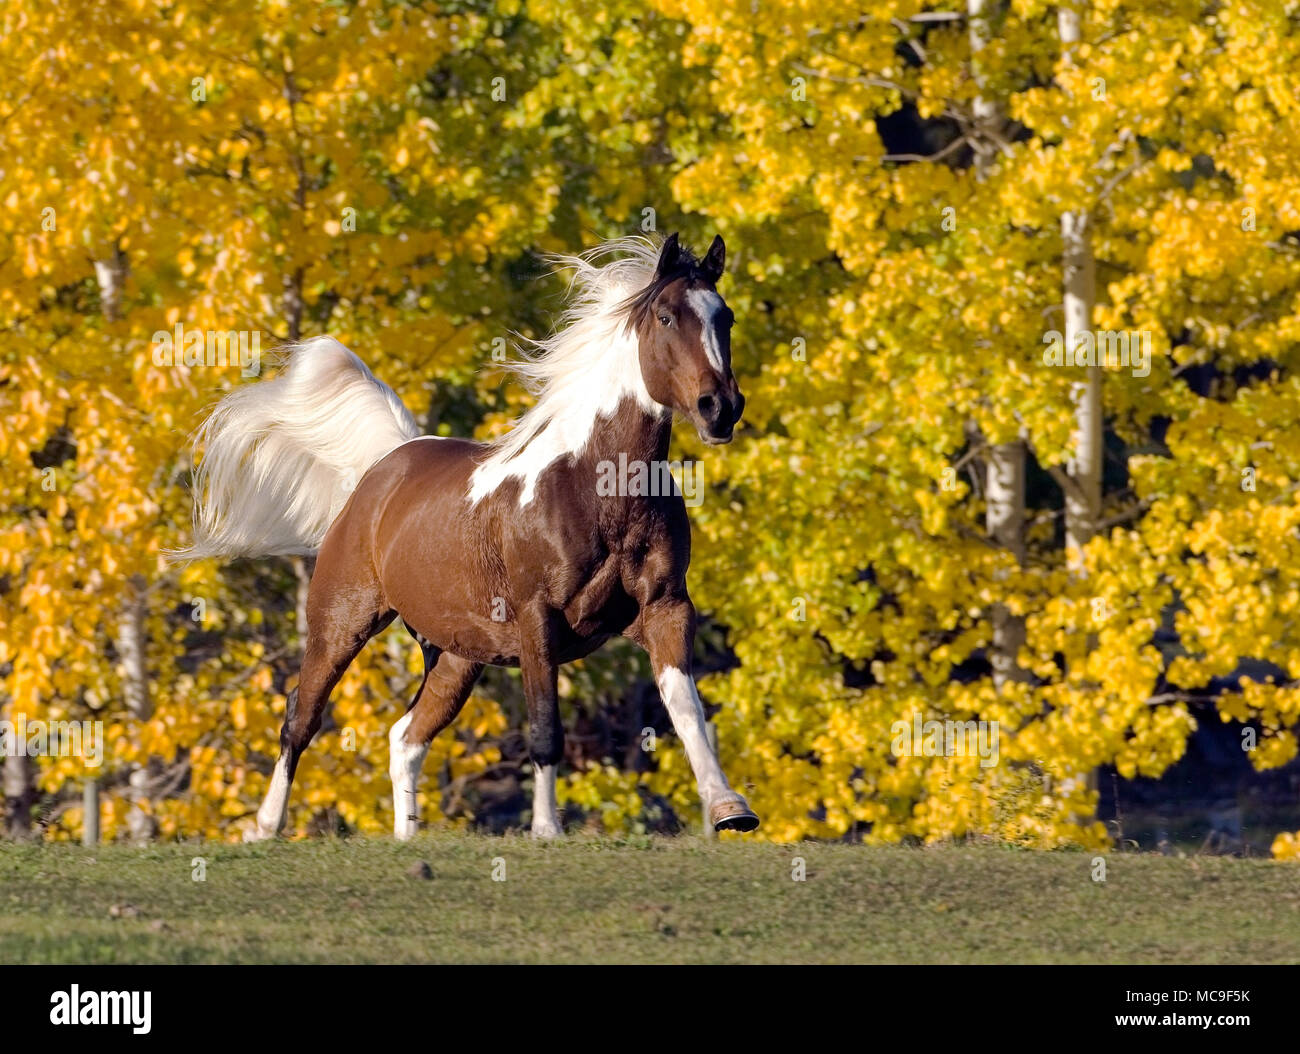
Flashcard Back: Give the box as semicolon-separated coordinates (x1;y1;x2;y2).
389;711;430;841
250;755;292;840
657;668;732;804
531;762;562;838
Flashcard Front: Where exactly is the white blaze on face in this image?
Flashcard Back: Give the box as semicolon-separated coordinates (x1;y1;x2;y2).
685;288;727;375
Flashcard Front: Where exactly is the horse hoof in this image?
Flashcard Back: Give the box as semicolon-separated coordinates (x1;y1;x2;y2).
242;824;275;843
709;796;760;833
531;822;563;840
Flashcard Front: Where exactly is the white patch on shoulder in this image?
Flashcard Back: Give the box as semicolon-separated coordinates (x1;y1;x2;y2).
468;237;669;508
467;327;651;506
685;288;726;374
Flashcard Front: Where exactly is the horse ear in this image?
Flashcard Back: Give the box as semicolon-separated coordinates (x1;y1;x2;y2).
655;232;681;278
700;234;726;283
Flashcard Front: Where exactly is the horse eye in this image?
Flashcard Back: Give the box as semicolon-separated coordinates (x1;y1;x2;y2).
658;313;672;327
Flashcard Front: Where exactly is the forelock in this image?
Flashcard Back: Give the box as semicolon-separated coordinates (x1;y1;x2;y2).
618;246;706;335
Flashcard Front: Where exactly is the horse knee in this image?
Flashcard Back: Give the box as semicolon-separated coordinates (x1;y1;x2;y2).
528;719;564;768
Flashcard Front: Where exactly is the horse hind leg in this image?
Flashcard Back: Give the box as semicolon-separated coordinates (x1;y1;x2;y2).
389;643;483;840
247;576;393;841
388;626;441;841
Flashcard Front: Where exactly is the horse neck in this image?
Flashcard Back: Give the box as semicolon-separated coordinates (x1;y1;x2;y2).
582;397;673;472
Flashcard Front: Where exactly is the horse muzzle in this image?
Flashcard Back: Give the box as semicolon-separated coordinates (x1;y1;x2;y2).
695;389;744;444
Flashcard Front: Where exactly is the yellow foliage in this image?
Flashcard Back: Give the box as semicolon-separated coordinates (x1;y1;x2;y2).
2;0;1299;857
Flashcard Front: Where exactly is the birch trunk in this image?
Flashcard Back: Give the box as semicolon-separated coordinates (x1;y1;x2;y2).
96;240;156;844
292;555;314;648
1059;2;1102;806
93;249;126;322
116;573;158;844
1059;2;1101;574
3;743;34;839
987;440;1029;687
2;651;35;836
967;0;1002;178
1062;207;1100;572
970;0;1029;687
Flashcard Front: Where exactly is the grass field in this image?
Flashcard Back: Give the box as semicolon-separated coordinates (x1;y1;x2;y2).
2;834;1299;964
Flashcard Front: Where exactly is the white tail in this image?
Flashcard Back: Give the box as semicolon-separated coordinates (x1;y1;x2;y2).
173;336;420;560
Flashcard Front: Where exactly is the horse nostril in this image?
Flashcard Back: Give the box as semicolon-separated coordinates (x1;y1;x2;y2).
697;394;719;419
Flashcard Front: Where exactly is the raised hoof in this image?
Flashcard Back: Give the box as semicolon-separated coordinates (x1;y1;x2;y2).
709;796;760;834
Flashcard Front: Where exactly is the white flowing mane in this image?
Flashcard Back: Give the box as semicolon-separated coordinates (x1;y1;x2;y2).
467;234;666;506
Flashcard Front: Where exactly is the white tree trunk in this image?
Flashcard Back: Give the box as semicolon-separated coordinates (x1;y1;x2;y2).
93;245;156;845
116;573;158;844
1059;2;1101;808
970;1;1029;687
1058;1;1100;572
967;0;1002;179
292;555;313;646
117;575;151;723
987;440;1029;687
3;741;34;839
1062;208;1100;572
93;249;127;322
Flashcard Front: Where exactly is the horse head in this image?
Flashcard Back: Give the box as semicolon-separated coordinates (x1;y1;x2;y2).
623;233;745;445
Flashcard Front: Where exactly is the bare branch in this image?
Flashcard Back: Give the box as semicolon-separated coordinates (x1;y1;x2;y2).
1096;500;1151;532
790;61;917;100
881;135;969;164
1047;464;1086;505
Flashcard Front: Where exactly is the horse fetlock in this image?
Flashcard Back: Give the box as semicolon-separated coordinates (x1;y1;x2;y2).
393;810;419;841
530;818;563;839
244;815;280;842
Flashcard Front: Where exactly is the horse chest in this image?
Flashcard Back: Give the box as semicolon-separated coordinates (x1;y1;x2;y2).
562;547;643;637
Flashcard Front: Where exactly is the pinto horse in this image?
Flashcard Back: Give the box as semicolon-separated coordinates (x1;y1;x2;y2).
179;232;759;839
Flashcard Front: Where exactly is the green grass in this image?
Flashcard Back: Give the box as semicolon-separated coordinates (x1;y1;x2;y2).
2;834;1298;964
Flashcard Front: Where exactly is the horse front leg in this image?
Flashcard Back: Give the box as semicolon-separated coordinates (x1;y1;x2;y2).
640;597;759;833
519;605;564;838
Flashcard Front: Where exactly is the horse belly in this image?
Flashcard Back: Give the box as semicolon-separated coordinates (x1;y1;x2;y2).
370;439;519;664
383;548;520;665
